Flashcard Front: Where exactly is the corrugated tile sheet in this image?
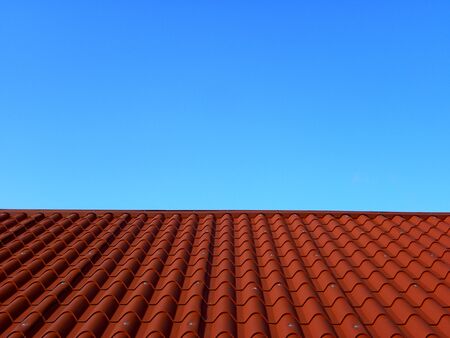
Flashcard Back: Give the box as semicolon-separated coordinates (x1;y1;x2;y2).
0;210;449;337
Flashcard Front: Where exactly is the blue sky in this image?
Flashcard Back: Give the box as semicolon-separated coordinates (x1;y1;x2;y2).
1;1;449;211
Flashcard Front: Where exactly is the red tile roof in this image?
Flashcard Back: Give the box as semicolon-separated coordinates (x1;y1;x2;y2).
0;210;449;337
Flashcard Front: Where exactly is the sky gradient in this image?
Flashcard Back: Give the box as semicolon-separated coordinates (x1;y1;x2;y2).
1;1;449;211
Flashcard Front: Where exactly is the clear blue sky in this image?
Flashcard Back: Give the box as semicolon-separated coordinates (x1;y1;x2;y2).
1;1;449;211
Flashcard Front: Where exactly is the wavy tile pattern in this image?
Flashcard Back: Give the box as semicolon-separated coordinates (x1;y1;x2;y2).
0;210;449;337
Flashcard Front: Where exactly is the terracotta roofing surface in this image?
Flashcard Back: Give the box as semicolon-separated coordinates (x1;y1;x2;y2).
0;210;449;338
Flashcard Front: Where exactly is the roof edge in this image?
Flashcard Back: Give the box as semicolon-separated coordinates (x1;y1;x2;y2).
1;209;449;218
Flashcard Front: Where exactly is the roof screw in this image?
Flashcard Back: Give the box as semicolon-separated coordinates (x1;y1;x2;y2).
60;281;65;284
353;324;360;329
143;281;148;285
21;323;27;327
196;281;200;286
384;254;388;258
288;323;294;328
413;284;418;288
277;283;282;287
123;321;129;326
315;254;319;257
330;284;336;288
188;322;193;326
